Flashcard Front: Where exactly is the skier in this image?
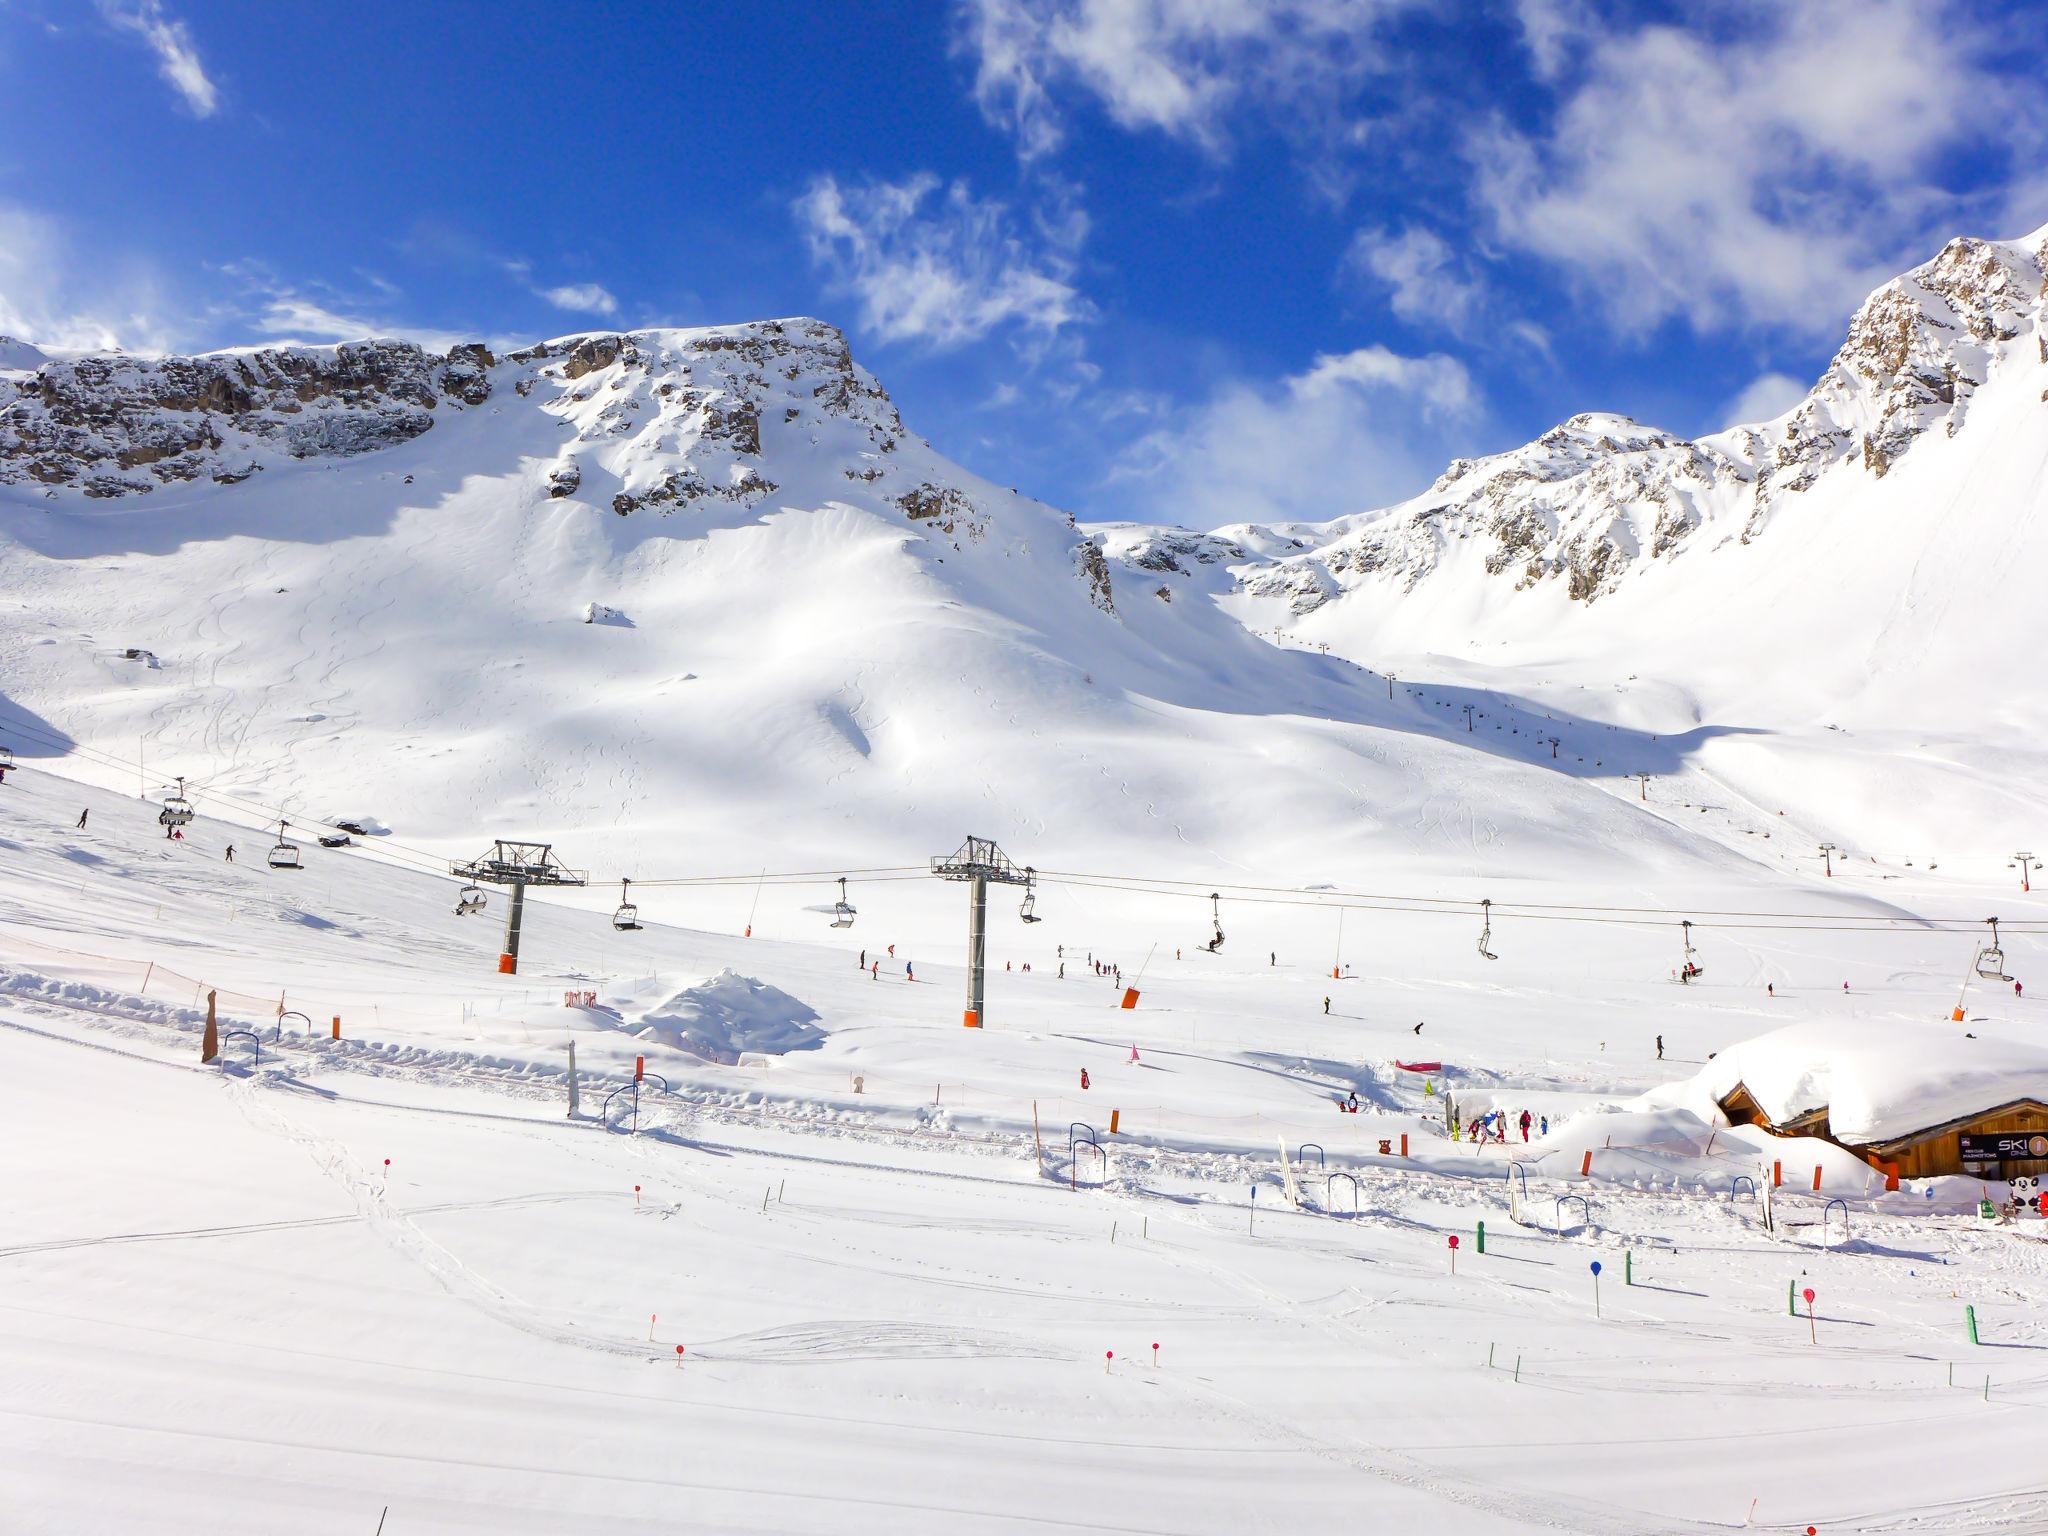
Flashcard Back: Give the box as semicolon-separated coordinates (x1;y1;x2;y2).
888;944;896;958
870;961;879;980
905;961;914;982
1767;982;1774;998
1080;1068;1090;1090
1843;981;1849;993
1323;996;1331;1015
1270;951;1276;967
1539;1115;1549;1137
76;809;88;829
1129;1045;1140;1064
2017;980;2025;999
1518;1109;1532;1142
1058;962;1065;979
223;844;231;861
1655;1034;1664;1061
1346;1090;1359;1112
859;949;866;969
1413;1021;1424;1035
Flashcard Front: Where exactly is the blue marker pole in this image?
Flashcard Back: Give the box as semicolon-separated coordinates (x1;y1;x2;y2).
1590;1259;1603;1319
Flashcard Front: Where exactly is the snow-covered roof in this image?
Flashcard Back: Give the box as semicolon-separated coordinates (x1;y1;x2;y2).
1676;1018;2048;1145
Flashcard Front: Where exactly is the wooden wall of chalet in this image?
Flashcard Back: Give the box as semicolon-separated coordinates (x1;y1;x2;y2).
1875;1101;2048;1179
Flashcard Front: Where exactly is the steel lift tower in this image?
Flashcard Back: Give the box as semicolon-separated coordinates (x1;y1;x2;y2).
930;835;1035;1028
450;841;588;974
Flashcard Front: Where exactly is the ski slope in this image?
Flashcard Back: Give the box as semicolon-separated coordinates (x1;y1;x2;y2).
4;760;2047;1534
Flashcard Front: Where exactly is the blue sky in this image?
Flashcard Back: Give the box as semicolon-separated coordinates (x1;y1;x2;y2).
3;1;2044;527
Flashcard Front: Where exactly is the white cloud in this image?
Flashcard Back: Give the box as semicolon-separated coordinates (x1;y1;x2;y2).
1719;370;1810;430
539;283;619;317
0;204;182;354
1344;226;1487;331
96;0;218;117
953;0;1412;160
794;173;1091;349
1474;0;2044;337
1111;344;1478;527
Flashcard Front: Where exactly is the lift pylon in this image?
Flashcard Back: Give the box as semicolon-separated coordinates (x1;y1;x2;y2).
450;841;588;974
931;835;1034;1029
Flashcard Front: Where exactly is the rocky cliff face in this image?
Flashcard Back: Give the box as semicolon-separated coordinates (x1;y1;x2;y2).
0;316;1110;607
1219;224;2048;611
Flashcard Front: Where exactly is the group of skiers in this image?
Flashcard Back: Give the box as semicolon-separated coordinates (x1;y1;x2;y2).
1452;1107;1548;1144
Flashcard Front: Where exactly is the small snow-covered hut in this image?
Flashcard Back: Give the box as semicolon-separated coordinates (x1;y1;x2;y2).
1690;1019;2048;1179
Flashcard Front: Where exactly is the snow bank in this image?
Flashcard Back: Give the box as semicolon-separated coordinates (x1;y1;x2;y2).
1658;1017;2048;1145
627;969;822;1066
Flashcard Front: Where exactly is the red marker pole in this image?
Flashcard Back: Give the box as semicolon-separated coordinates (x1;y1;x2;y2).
1105;1349;1114;1375
1449;1233;1460;1274
1804;1287;1817;1344
675;1344;685;1368
1151;1342;1159;1368
634;1184;642;1208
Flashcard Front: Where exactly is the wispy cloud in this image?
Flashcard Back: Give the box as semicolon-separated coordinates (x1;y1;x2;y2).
1473;0;2046;336
1343;226;1488;333
953;0;1416;163
1718;370;1810;431
0;203;182;354
1111;344;1479;527
537;282;619;317
95;0;218;117
794;172;1091;349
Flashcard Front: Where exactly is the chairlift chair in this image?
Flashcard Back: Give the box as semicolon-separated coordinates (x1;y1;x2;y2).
1206;892;1225;953
1020;868;1043;924
830;876;856;929
1975;917;2011;981
159;776;194;828
1678;919;1702;983
1477;898;1498;961
613;878;642;932
267;820;302;871
454;883;487;916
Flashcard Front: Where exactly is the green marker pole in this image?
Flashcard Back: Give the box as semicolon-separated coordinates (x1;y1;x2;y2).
1625;1250;1633;1286
1477;1220;1486;1255
1967;1304;1979;1346
1788;1278;1797;1317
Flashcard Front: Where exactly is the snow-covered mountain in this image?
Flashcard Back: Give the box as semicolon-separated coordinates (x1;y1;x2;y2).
1206;223;2048;610
0;226;2041;893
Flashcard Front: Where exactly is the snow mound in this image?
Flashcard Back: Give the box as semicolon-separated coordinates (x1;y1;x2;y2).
631;969;822;1066
0;337;49;372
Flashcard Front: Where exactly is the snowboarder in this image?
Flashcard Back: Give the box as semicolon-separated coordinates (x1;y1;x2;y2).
1842;981;1849;993
859;949;866;969
1518;1109;1532;1142
1080;1068;1090;1090
888;944;896;958
870;961;879;979
1270;951;1276;967
905;961;914;982
76;809;88;829
2017;980;2025;999
1058;962;1065;979
1655;1034;1664;1061
224;845;233;862
1323;996;1330;1014
1175;948;1181;961
1767;982;1774;998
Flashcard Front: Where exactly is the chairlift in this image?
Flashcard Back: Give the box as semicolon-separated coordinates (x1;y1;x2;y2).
158;775;194;828
454;883;487;916
1205;892;1224;953
613;878;642;932
267;819;301;871
1677;919;1702;983
1020;867;1043;924
1975;917;2011;981
1477;898;1498;961
830;876;856;929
